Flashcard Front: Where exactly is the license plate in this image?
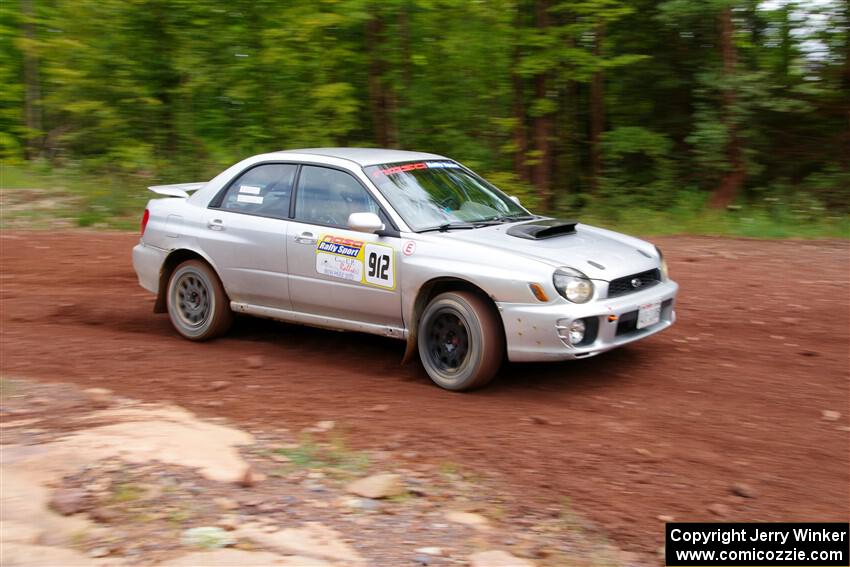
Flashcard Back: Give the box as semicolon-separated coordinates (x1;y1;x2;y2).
637;301;661;329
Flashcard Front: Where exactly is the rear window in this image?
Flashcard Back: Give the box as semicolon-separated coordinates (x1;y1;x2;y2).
218;163;297;218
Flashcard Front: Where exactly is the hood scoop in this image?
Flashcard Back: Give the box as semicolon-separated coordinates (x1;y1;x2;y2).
507;219;578;240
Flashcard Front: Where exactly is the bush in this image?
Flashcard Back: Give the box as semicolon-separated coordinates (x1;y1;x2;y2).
598;127;675;209
483;170;539;211
800;166;850;214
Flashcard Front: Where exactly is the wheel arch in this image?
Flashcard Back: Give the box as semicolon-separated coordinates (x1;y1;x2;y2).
401;276;504;364
154;248;221;313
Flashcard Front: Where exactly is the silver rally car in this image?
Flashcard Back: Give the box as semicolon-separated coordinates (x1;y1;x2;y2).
133;148;678;390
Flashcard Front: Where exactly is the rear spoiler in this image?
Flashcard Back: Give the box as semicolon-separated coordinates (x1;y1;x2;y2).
147;182;206;198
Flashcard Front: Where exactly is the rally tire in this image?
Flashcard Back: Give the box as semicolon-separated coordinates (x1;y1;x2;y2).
417;291;505;391
166;260;233;341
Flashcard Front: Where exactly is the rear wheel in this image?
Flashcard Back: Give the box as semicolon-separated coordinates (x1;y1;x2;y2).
417;291;505;391
166;260;233;341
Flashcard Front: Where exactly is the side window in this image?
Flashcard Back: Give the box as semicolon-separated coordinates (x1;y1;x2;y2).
219;163;297;218
294;165;380;227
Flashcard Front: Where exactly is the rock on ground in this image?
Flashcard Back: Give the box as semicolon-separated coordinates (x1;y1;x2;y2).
0;521;44;545
445;510;490;530
38;405;254;483
180;526;235;549
469;550;535;567
0;467;94;549
236;522;365;565
707;503;730;517
245;355;264;369
47;488;89;516
821;410;841;421
0;542;123;567
0;402;255;566
731;482;757;499
346;473;404;499
84;388;113;409
160;549;332;566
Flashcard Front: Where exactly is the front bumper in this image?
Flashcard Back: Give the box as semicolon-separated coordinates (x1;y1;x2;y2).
497;279;678;362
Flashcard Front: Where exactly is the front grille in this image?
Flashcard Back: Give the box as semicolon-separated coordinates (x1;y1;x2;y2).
607;269;661;298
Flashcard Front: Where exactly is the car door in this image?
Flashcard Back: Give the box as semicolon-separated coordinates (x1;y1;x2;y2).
198;163;297;309
286;164;403;329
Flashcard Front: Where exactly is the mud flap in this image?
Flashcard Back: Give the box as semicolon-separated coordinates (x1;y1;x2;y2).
401;332;417;365
154;267;168;313
153;289;167;313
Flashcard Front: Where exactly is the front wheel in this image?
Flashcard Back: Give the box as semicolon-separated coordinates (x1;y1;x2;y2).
417;291;505;391
166;260;233;341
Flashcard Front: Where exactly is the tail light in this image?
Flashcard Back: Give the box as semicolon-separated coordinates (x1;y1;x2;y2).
140;208;150;236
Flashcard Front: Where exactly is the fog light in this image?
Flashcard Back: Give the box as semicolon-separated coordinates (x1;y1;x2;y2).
569;319;586;344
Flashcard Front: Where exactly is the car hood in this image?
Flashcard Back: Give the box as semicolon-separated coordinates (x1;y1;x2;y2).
438;221;658;281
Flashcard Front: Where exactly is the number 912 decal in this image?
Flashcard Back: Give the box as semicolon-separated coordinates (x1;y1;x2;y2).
315;235;395;290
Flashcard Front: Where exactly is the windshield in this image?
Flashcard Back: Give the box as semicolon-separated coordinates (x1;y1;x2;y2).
363;160;528;231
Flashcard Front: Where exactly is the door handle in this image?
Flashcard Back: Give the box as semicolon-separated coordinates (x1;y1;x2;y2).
207;218;224;231
295;231;316;245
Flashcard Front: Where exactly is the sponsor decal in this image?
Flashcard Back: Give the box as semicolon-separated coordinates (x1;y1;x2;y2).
316;253;363;283
371;161;461;178
424;161;461;169
315;234;395;289
236;194;263;204
317;235;364;258
403;241;416;256
380;162;427;176
238;185;262;195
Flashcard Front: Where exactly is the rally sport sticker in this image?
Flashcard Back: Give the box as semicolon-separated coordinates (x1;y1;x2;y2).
315;235;395;290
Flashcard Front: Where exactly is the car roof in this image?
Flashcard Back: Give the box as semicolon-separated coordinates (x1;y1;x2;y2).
279;147;448;167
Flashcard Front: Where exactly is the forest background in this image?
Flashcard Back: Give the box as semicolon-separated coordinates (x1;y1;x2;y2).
1;0;848;236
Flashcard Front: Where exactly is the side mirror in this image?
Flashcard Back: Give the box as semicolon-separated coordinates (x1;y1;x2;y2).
348;212;384;234
509;195;521;206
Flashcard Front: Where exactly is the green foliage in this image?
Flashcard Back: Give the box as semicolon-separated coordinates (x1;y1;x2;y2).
110;482;145;503
5;162;844;237
0;0;847;234
274;434;370;474
1;164;149;230
0;3;25;159
181;526;235;549
801;166;850;213
599;126;674;208
484;170;540;211
574;188;849;239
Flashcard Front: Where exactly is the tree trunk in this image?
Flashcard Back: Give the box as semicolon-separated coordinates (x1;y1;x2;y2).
532;0;552;210
398;6;412;95
842;6;850;172
21;0;42;159
778;4;791;78
589;22;605;194
512;46;529;182
710;6;745;209
395;6;411;148
366;17;396;148
152;3;180;157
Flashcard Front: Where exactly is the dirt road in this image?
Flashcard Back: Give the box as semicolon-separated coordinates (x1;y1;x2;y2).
1;231;848;555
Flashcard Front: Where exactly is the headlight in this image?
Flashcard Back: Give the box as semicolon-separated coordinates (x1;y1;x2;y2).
553;267;594;303
655;246;669;280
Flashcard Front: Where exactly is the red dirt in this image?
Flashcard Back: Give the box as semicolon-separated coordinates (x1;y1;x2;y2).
2;231;848;554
